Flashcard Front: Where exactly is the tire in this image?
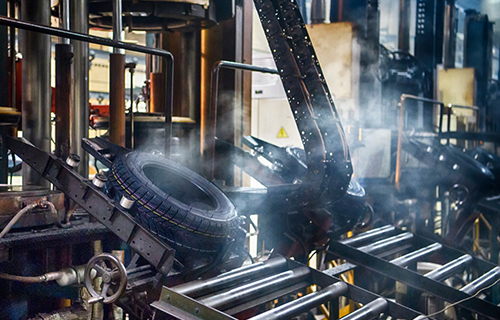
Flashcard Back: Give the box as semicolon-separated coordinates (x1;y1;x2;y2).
107;152;240;254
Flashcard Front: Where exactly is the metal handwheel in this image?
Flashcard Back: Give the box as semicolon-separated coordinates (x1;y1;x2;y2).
84;253;127;304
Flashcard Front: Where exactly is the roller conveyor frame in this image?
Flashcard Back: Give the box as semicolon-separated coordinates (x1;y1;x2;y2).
151;256;425;320
328;225;500;319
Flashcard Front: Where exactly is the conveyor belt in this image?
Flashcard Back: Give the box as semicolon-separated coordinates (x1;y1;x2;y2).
328;225;500;319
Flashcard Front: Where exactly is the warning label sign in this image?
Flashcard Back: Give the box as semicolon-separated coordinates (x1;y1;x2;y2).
277;127;289;138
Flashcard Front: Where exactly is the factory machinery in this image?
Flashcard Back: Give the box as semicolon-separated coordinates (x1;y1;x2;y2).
0;0;500;320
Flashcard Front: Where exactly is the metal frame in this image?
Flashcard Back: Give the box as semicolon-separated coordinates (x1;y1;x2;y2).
0;15;174;155
206;60;278;180
152;256;424;320
327;225;500;319
396;93;481;189
6;137;175;275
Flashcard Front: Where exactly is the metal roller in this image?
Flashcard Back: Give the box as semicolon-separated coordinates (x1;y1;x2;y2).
340;226;396;247
339;298;388;320
173;257;288;298
424;254;473;282
461;267;500;295
199;267;310;311
248;282;348;320
390;243;442;267
357;233;413;255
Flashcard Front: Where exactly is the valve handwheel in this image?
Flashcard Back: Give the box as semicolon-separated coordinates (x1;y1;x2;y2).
84;253;127;304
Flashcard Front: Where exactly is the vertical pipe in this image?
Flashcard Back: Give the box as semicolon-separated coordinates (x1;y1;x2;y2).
0;0;7;184
55;44;73;160
109;53;126;147
395;96;406;190
150;73;164;113
127;63;135;149
398;0;411;52
112;0;123;54
179;31;200;120
70;0;89;179
110;0;125;146
9;0;15;111
443;1;455;68
447;105;452;145
59;0;70;44
20;0;51;187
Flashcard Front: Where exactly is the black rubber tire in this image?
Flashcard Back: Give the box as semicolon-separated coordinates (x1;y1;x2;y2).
107;152;239;254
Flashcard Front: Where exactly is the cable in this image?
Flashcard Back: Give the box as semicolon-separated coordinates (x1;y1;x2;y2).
426;277;500;318
0;200;57;239
0;203;37;239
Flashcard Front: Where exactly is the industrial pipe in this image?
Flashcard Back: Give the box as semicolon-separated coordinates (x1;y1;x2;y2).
109;0;125;147
398;0;411;52
340;225;396;247
109;53;126;147
59;0;69;44
339;298;388;320
55;43;73;159
396;95;445;190
173;256;288;298
0;14;174;156
0;264;94;286
248;282;348;320
460;266;500;295
199;267;310;310
20;0;51;187
0;200;57;239
126;63;136;149
357;232;414;255
390;243;442;267
424;254;473;282
206;61;278;179
443;1;455;69
70;0;89;179
9;0;15;111
112;0;122;54
150;72;164;113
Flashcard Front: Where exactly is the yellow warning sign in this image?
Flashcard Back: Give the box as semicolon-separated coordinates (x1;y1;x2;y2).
277;126;289;138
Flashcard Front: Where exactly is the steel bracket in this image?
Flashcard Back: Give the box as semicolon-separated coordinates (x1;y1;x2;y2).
6;136;175;275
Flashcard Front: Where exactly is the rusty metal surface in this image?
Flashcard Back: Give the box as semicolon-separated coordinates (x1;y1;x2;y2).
0;186;65;228
6;136;175;275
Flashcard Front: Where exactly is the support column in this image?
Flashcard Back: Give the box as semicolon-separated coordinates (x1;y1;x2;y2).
20;0;51;187
109;0;126;147
70;0;89;178
398;0;411;52
55;44;73;160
